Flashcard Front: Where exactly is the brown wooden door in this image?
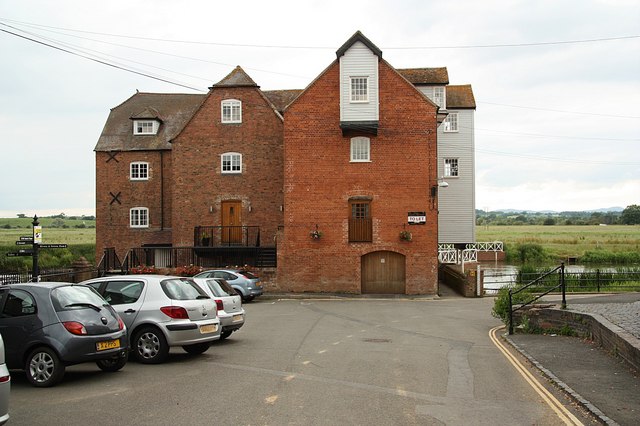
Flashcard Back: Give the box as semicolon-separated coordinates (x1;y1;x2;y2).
361;251;406;294
221;201;242;245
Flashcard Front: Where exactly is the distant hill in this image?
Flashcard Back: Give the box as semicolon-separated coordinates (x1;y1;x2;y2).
491;207;624;214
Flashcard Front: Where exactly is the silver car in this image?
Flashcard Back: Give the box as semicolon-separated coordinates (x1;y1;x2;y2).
194;269;263;302
82;275;220;364
0;334;9;425
193;278;245;339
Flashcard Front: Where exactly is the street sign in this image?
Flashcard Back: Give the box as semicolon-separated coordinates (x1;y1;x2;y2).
16;241;30;246
39;244;68;249
20;236;34;241
33;226;42;244
6;251;33;257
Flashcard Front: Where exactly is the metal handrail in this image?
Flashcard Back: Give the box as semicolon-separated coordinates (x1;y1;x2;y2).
508;263;566;334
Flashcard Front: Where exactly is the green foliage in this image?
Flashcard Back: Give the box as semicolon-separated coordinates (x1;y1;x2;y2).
515;243;549;264
581;250;640;264
621;205;640;225
491;286;531;325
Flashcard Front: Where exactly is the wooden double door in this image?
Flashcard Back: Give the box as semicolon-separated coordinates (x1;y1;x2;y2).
361;251;406;294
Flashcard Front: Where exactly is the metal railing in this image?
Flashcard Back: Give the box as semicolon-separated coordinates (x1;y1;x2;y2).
195;226;261;247
121;245;277;271
508;263;566;335
484;269;640;294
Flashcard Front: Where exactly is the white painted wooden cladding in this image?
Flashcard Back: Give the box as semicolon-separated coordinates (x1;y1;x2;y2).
437;109;476;244
339;41;379;122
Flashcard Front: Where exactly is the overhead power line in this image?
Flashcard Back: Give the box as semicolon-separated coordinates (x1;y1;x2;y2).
478;101;640;119
1;17;638;50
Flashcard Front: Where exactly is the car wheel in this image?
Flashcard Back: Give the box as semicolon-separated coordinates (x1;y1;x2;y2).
133;327;169;364
182;342;211;355
220;330;233;340
25;347;65;387
244;295;255;303
96;354;127;372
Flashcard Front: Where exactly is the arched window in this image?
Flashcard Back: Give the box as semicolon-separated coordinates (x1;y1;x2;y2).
221;152;242;174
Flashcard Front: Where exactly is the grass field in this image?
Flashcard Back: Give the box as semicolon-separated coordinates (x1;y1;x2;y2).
477;225;640;262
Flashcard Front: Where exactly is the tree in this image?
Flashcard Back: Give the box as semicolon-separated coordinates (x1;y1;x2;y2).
17;213;26;218
621;204;640;225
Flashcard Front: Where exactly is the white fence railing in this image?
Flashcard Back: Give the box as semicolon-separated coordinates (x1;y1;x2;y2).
438;249;477;264
438;241;502;265
467;241;503;252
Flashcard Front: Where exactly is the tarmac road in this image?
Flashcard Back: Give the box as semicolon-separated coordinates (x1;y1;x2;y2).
7;296;597;425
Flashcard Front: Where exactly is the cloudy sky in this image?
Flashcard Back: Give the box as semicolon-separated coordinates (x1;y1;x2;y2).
1;0;638;217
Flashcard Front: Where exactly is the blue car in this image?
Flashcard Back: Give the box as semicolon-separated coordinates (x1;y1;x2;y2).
0;282;128;387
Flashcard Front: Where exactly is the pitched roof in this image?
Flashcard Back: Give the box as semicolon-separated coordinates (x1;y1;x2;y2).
336;31;382;59
210;66;258;88
396;68;449;85
446;85;476;109
95;92;205;152
263;90;303;114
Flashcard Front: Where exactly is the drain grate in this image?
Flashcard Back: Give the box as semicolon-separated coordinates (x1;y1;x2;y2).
362;338;391;343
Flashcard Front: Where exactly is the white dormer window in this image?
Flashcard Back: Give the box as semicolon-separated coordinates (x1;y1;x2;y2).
443;112;458;132
221;99;242;123
350;77;369;103
221;152;242;174
130;162;149;181
433;87;445;109
133;120;158;135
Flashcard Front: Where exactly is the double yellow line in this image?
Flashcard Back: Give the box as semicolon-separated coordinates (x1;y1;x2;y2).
489;326;584;426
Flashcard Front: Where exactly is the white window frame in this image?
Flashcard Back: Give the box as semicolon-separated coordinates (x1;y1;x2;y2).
350;77;369;103
221;152;242;174
133;120;158;135
130;207;149;228
130;162;149;181
443;112;458;132
221;99;242;123
444;158;459;177
350;137;370;162
433;87;445;109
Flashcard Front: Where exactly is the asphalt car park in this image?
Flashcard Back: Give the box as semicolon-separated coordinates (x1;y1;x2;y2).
5;296;584;426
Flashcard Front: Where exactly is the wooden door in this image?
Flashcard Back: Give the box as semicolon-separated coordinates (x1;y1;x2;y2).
361;251;406;294
221;201;242;245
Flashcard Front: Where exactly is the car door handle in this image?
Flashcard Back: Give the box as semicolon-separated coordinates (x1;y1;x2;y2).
124;309;136;314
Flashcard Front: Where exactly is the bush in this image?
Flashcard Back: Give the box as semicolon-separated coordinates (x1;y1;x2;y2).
491;286;532;325
515;243;549;264
174;265;202;276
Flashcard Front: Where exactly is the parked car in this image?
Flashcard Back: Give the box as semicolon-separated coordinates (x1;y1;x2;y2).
193;278;245;339
0;334;9;425
81;275;220;364
193;269;263;302
0;282;128;387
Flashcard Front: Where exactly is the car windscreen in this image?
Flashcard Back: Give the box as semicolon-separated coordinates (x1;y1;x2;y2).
161;278;209;300
238;270;258;279
51;285;108;312
205;279;235;297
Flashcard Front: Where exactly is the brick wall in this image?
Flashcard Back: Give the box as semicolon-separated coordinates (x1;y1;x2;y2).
278;60;439;295
171;86;284;249
95;150;173;262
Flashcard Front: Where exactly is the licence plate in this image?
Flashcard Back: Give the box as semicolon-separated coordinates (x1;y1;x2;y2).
200;324;218;334
96;339;120;351
233;314;243;322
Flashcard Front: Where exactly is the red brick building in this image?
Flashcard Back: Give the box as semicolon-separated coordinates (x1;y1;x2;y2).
95;32;452;295
278;32;441;294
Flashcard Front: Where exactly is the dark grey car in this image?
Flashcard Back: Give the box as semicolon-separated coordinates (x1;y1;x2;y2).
0;282;128;387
